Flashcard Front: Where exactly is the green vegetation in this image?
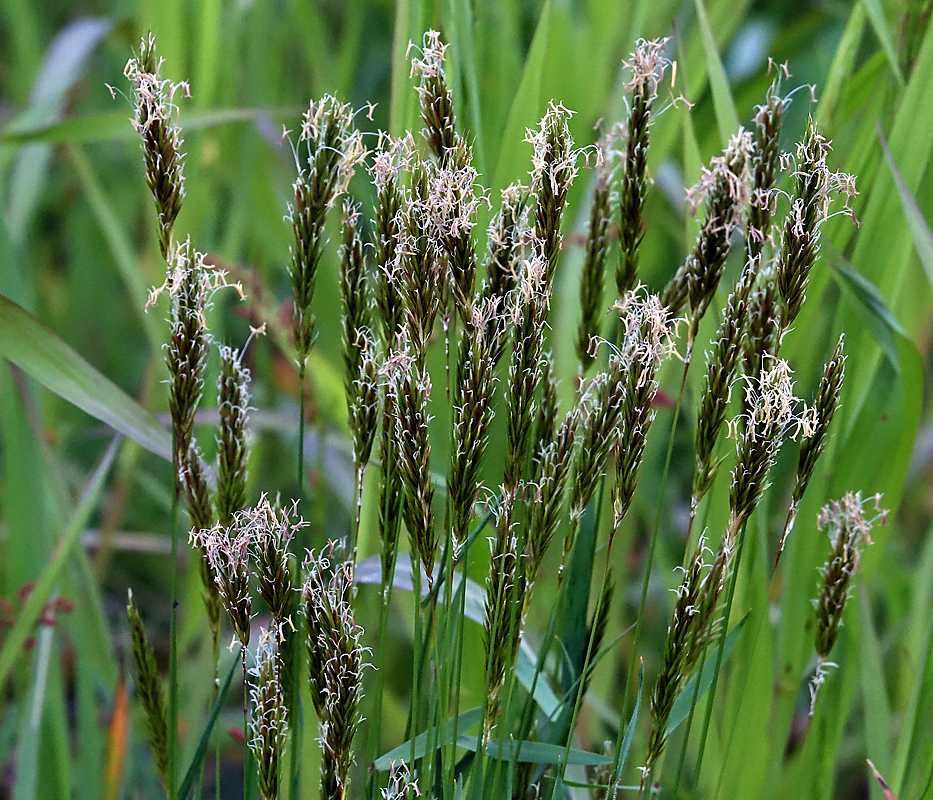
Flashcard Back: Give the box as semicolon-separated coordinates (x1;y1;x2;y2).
1;2;932;800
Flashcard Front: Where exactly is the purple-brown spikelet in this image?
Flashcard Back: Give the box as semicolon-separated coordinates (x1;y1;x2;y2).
809;492;886;716
425;139;482;324
724;358;802;555
663;130;752;346
371;135;412;345
691;260;758;521
303;550;368;800
387;350;437;588
162;240;211;466
503;255;550;496
378;386;404;588
777;334;845;566
126;589;169;788
531;359;560;475
216;345;251;526
747;84;786;263
411;30;457;164
190;522;252;646
775;118;853;337
288;96;365;369
482;185;530;364
645;541;726;777
124;33;188;261
527;102;578;288
617;38;669;295
448;304;498;556
340;200;379;468
610;290;670;532
399;160;443;357
525;407;578;611
248;627;289;800
577;150;613;371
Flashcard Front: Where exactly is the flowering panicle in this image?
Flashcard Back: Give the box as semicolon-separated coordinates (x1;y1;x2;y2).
645;541;726;778
303;549;368;800
399;161;443;357
162;240;212;466
216;345;251;526
742;271;781;383
180;442;221;633
448;304;498;556
528;102;578;287
124;33;188;261
387;348;437;588
725;358;803;554
371;135;412;345
288;96;365;369
618;38;670;294
190;522;252;646
778;335;846;565
577;151;613;371
503;256;551;496
340;201;379;469
411;30;457;164
248;627;289;800
425;139;483;323
126;590;169;788
481;185;530;364
611;290;671;531
747;84;786;262
776;118;833;335
809;492;886;715
691;260;758;521
663;130;752;350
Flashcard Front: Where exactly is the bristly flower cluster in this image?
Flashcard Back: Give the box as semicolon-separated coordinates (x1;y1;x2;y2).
289;96;366;370
123;32;189;261
190;521;252;646
809;492;886;715
618;37;671;294
303;548;369;800
247;627;289;800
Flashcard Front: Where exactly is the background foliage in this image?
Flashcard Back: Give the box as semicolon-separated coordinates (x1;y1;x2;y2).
1;0;932;798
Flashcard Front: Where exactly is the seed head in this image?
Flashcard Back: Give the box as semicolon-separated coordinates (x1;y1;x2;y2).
247;627;289;800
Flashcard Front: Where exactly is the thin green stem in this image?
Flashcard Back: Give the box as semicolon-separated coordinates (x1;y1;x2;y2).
169;466;180;800
691;522;749;794
622;358;689;723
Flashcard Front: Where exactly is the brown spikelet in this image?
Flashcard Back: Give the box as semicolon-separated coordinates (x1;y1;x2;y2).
126;590;169;788
617;38;669;295
124;32;188;261
216;345;251;526
577;152;612;371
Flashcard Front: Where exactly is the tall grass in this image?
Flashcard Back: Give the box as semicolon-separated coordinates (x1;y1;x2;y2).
1;3;932;800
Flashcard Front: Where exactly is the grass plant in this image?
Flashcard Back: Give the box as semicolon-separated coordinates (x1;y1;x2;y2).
1;4;932;800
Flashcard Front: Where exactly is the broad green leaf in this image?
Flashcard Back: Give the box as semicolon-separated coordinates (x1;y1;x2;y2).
0;294;171;461
373;708;484;770
454;736;612;767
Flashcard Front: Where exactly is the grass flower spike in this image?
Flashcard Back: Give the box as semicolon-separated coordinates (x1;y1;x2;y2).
124;32;188;261
248;627;289;800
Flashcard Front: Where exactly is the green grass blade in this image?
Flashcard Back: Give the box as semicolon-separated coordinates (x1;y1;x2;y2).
490;0;552;196
664;614;747;738
860;0;905;86
454;737;612;767
0;437;118;687
12;626;56;800
176;649;242;800
692;0;739;146
0;294;171;460
373;708;484;770
877;122;933;292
